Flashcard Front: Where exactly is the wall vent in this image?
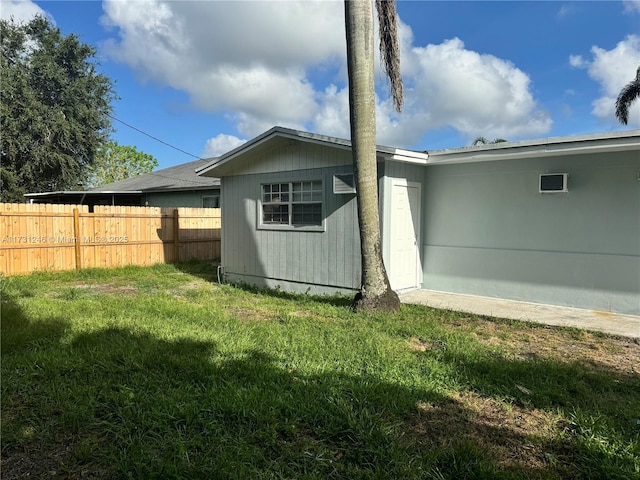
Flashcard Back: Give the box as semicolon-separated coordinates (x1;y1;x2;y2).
539;173;568;193
333;174;356;194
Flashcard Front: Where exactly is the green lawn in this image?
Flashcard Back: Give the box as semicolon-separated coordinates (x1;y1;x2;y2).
2;262;639;479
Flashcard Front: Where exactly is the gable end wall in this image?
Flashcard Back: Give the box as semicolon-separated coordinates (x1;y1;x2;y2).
221;164;361;293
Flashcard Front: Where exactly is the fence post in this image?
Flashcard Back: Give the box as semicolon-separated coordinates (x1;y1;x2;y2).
173;209;180;263
73;208;82;270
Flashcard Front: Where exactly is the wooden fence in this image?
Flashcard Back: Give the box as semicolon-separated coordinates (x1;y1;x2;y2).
0;203;221;276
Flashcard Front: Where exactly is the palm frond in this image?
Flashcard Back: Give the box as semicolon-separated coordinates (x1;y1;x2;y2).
375;0;403;112
615;66;640;125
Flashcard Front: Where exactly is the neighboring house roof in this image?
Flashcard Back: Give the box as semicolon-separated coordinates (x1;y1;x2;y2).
196;126;429;177
24;158;220;203
427;130;640;165
89;157;220;193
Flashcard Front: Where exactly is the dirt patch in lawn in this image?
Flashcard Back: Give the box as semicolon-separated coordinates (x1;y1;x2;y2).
407;337;437;352
168;280;216;298
228;306;277;322
411;390;563;471
1;440;112;480
74;283;140;295
465;319;640;375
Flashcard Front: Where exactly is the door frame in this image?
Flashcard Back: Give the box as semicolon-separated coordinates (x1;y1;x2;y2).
387;179;422;292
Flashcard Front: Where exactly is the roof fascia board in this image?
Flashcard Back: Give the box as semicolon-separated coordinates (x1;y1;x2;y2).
382;149;429;164
427;134;640;165
196;127;286;176
197;127;356;176
198;126;429;175
24;190;143;198
141;186;220;193
87;190;144;194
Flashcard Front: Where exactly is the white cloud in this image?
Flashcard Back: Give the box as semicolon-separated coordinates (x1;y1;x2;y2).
623;1;640;14
400;37;552;141
202;134;246;158
101;0;344;139
569;55;585;68
557;4;577;19
571;35;640;125
0;0;49;23
101;0;552;147
312;85;351;140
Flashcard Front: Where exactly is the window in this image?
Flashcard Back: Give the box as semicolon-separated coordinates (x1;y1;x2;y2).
202;195;220;208
261;180;323;229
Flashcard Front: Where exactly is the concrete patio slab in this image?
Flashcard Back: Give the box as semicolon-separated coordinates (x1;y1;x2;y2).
399;289;640;339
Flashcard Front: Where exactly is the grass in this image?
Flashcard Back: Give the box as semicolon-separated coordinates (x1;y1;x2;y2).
1;261;639;479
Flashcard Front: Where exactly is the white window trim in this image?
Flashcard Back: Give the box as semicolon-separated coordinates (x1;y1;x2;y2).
257;180;325;232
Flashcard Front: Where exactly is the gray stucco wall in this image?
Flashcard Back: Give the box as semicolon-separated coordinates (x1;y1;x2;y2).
422;151;640;314
221;165;361;293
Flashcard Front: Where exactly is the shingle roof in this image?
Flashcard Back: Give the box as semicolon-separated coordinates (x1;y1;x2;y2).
89;158;220;193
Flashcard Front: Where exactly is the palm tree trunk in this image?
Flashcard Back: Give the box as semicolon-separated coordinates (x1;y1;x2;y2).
344;0;400;312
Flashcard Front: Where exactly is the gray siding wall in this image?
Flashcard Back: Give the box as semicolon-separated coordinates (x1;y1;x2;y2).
422;151;640;314
217;137;354;176
221;165;360;292
144;190;220;208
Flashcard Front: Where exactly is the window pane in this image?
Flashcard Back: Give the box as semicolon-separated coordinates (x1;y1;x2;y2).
202;196;219;208
263;183;291;203
263;204;289;224
291;181;322;204
292;204;321;226
262;184;274;203
262;181;322;227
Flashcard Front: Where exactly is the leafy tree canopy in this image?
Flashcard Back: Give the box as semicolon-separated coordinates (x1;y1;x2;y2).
88;141;159;187
0;15;115;202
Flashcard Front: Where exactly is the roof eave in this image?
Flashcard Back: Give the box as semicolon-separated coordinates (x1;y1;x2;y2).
24;190;144;198
427;132;640;165
197;126;429;176
382;148;429;164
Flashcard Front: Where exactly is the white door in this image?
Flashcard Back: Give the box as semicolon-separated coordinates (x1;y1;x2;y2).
389;181;421;291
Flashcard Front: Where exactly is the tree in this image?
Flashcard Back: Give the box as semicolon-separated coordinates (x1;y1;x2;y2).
472;137;507;146
0;15;115;202
615;66;640;125
88;142;158;187
344;0;402;312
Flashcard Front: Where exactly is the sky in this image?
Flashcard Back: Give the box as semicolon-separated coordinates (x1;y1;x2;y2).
2;0;639;170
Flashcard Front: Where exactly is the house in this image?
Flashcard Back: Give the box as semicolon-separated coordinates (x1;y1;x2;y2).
25;158;220;210
197;126;640;315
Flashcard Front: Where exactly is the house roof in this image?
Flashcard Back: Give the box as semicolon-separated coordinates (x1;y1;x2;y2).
197;126;639;177
196;126;429;177
89;157;220;193
426;129;640;164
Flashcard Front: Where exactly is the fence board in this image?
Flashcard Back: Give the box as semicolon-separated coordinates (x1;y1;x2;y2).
0;203;221;275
